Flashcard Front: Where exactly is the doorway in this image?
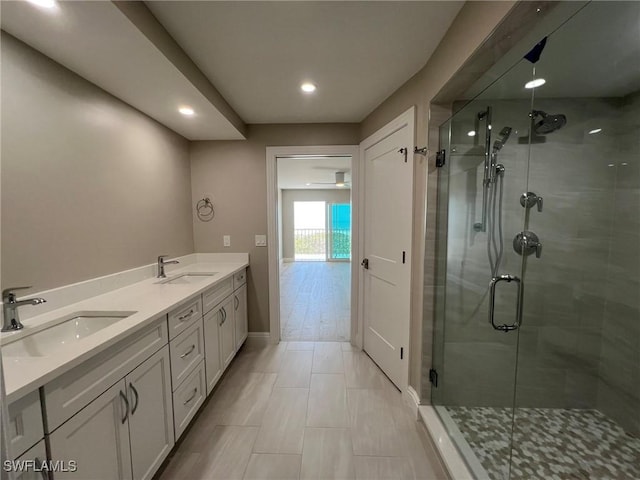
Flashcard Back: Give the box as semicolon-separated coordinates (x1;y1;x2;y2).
266;146;360;346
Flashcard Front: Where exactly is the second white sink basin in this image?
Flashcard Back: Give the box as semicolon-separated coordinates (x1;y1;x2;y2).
156;272;218;285
1;311;135;357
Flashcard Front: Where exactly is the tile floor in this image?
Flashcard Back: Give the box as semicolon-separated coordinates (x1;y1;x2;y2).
158;341;448;480
447;406;640;480
280;262;351;342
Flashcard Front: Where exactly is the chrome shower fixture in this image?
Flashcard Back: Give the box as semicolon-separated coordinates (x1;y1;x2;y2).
493;127;513;152
531;110;567;134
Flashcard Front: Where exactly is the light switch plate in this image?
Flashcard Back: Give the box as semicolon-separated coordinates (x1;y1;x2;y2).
223;235;231;247
255;234;267;247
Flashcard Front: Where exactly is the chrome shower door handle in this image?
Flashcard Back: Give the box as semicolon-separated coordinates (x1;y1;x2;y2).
488;274;522;332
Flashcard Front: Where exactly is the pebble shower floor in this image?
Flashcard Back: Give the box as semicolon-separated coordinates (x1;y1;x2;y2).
447;406;640;479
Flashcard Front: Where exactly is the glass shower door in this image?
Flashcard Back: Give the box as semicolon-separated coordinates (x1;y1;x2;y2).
431;79;535;478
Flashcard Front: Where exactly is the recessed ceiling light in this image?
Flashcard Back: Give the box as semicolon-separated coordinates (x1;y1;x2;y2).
525;78;546;89
467;130;476;137
179;106;195;116
301;83;317;93
305;183;311;186
588;128;602;134
26;0;56;8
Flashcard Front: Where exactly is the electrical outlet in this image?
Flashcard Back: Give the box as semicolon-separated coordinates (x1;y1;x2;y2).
223;235;231;247
255;234;267;247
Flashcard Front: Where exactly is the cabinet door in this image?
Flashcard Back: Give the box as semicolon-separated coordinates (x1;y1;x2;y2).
219;295;236;370
234;284;248;350
13;440;47;480
49;380;132;480
203;308;222;395
126;346;174;480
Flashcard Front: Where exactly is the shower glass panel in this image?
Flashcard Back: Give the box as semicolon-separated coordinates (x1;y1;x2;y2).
431;60;535;480
428;2;640;479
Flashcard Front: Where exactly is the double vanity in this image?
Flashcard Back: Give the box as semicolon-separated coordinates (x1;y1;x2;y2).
2;254;249;479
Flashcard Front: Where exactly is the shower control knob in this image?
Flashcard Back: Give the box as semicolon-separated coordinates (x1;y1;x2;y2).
520;192;543;212
513;231;543;258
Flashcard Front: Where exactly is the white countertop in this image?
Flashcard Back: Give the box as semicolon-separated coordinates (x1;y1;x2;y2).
1;259;248;403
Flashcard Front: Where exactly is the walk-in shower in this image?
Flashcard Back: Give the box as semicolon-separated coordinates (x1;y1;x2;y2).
424;2;640;479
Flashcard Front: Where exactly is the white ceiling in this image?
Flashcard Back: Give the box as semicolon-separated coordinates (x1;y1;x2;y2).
278;157;351;190
1;1;463;139
0;1;245;141
145;1;464;123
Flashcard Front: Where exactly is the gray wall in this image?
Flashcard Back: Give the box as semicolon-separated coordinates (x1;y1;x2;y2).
1;34;194;292
281;189;351;260
435;94;640;435
190;124;360;334
360;1;517;396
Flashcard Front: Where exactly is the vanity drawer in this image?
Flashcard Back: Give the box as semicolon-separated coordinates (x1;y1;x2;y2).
170;319;205;390
8;390;44;459
167;297;202;340
202;278;233;315
233;269;247;290
44;317;168;431
173;360;205;440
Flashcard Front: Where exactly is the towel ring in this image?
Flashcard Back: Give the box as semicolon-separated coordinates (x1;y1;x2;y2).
196;197;215;222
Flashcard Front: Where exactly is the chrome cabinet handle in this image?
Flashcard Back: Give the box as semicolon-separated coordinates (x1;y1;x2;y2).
119;390;129;423
180;344;196;358
129;383;139;415
234;295;239;311
183;388;198;405
178;309;195;321
488;274;522;332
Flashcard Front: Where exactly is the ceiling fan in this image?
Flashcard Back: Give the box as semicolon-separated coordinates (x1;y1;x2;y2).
307;171;350;187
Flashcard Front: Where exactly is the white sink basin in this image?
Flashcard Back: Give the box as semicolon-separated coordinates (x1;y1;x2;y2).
1;311;135;357
156;272;217;285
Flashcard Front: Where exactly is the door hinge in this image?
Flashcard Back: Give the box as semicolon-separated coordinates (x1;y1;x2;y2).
402;251;406;264
400;347;404;360
361;258;369;269
398;147;408;163
429;368;438;388
436;149;446;168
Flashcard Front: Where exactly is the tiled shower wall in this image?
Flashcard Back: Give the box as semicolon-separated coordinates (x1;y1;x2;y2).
431;94;639;435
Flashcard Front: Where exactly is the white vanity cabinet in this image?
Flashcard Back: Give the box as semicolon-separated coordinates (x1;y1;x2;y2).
44;316;173;480
218;295;236;370
232;268;248;352
7;390;44;462
49;346;173;480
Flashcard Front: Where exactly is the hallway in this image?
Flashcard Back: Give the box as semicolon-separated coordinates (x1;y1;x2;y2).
158;341;447;479
280;262;351;342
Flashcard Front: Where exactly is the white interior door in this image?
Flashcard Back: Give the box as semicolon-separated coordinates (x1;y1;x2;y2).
361;110;413;389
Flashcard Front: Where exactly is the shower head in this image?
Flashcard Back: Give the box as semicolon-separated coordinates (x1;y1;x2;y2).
532;110;567;134
492;126;513;152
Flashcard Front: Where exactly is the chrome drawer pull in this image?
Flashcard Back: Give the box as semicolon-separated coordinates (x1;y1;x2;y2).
180;344;196;358
119;390;129;423
183;388;198;405
178;309;195;321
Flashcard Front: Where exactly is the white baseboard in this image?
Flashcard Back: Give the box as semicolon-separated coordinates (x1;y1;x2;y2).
245;332;270;347
403;386;420;419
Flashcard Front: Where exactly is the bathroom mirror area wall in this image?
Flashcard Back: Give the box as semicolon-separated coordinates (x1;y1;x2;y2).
425;1;639;479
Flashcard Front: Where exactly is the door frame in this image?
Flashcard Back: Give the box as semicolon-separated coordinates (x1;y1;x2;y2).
358;106;415;392
266;145;360;345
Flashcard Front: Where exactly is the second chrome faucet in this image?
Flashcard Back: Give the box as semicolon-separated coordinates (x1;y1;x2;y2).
157;255;179;278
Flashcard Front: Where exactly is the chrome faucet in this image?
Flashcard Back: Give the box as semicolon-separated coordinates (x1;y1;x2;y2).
157;255;179;278
2;287;47;332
